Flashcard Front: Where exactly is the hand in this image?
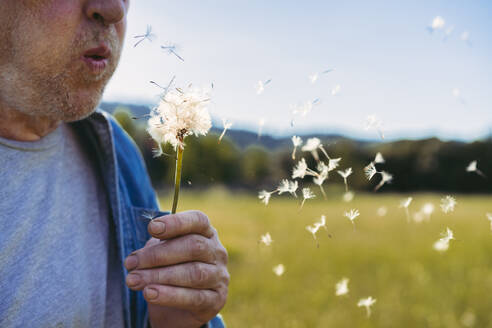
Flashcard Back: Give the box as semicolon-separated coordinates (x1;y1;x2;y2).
124;211;229;328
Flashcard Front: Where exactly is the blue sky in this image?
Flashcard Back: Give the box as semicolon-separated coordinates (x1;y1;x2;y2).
103;0;492;141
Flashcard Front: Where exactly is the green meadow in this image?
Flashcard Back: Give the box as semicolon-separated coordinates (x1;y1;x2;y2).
160;189;492;328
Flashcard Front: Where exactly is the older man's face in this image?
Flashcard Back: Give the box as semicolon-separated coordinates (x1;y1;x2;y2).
0;0;129;122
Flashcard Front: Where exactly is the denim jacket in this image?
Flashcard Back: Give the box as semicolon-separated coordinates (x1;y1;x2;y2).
71;109;225;328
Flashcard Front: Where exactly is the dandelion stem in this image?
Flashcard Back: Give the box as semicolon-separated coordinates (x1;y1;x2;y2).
172;146;184;214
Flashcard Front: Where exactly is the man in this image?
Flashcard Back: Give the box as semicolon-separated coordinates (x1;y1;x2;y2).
0;1;229;327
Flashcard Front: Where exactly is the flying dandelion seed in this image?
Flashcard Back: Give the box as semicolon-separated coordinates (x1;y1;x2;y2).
300;188;316;209
331;84;341;96
335;278;349;296
302;137;321;161
420;203;435;221
343;191;354;203
273;264;285;276
441;196;457;214
309;73;319;84
218;118;233;144
259;232;273;246
486;213;492;232
161;43;184;61
256;118;266;139
133;25;156;47
375;171;393;191
149;75;176;102
313;172;328;199
399;197;413;223
433;227;455;252
427;16;445;33
466;160;486;178
443;25;454;41
377;206;388;217
337;168;353;192
306;215;329;247
364;162;378;181
291;136;303;160
256;79;272;95
292;158;318;179
258;190;273;205
344;209;360;230
358;297;377;317
374;152;385;164
460;31;472;46
364;115;385;139
277;179;299;198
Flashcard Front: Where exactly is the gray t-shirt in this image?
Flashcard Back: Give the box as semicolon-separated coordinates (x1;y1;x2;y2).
0;123;124;327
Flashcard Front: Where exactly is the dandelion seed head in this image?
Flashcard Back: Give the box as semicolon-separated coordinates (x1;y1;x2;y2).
273;264;285;276
302;188;316;200
344;209;360;222
258;190;271;205
338;167;353;179
358;297;377;317
147;86;212;150
302;138;321;152
260;232;273;246
440;195;457;213
374;152;385;164
335;278;349;296
364;162;378;181
292;136;303;147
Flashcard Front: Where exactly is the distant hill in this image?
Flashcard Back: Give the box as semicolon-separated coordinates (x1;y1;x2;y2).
100;101;372;150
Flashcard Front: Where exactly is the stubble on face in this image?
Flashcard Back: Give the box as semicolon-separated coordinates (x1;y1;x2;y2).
0;1;124;123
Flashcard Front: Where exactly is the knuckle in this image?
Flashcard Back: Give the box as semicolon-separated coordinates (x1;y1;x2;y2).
149;245;164;266
192;290;207;308
194;211;210;230
189;236;209;259
190;263;209;286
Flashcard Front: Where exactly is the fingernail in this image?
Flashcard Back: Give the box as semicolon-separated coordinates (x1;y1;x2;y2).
124;255;138;270
145;287;159;300
149;221;165;234
126;273;141;287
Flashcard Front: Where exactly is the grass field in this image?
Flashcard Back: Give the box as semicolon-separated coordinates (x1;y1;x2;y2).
160;188;492;328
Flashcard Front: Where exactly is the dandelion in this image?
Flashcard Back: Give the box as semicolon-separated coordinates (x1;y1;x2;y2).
441;195;457;214
134;25;156;47
218;118;233;144
259;232;273;246
256;79;272;95
331;84;341;96
337;167;353;192
375;171;393;191
300;188;316;209
292;158;318;179
257;118;266;139
433;227;455;252
306;215;329;247
358;297;377;317
161;43;184;61
147;86;212;213
364;162;378;181
291;136;303;160
466;160;486;178
486;213;492;232
344;209;360;230
399;197;413;223
365;115;385;139
335;278;349;296
377;206;388;217
258;190;273;205
277;179;298;198
273;264;285;276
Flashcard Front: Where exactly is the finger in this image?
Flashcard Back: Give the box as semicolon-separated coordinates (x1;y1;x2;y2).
148;210;215;240
143;284;222;313
124;234;216;270
126;262;227;291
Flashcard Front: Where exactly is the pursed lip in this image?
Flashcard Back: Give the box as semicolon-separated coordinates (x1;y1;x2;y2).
81;44;111;74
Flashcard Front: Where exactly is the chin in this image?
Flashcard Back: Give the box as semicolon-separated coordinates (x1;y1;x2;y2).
61;87;105;122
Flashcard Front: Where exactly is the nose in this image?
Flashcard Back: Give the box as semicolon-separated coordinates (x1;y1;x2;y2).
85;0;126;26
